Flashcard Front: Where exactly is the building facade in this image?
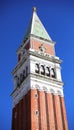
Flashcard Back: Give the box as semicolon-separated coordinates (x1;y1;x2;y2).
11;7;68;130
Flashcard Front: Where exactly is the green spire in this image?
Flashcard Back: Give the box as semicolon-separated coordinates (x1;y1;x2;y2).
24;7;52;41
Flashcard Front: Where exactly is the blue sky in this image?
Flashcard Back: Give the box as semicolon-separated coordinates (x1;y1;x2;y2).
0;0;74;130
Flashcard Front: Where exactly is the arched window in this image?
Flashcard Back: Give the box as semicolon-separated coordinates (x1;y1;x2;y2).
23;70;26;79
25;42;30;50
14;75;18;88
23;48;26;55
20;73;23;83
26;66;28;77
18;53;21;62
46;67;50;76
40;65;45;75
17;76;20;86
50;68;56;78
35;63;39;73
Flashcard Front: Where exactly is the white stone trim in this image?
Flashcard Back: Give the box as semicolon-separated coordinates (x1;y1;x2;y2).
30;36;55;46
12;76;30;108
30;76;64;96
12;73;64;108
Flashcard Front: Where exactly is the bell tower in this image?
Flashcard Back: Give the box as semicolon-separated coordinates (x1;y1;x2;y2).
11;7;68;130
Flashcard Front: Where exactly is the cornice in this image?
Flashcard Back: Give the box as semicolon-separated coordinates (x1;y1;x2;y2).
11;71;63;97
30;73;64;87
30;34;55;45
29;49;62;64
11;73;64;107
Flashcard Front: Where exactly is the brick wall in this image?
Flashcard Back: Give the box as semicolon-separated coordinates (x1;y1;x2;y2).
12;89;68;130
31;39;55;55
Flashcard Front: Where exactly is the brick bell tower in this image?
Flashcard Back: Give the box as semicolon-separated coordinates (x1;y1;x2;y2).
11;7;68;130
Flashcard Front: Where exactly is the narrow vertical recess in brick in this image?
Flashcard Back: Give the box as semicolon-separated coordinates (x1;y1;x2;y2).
45;92;49;130
25;91;31;130
15;105;17;130
60;97;68;130
46;93;56;130
52;94;57;130
59;96;65;130
37;89;40;130
12;107;15;130
16;103;20;130
31;89;39;130
14;106;16;130
23;95;26;130
38;91;47;130
54;95;63;130
20;99;23;130
38;90;41;130
19;101;21;130
14;107;16;130
19;99;23;130
25;93;28;129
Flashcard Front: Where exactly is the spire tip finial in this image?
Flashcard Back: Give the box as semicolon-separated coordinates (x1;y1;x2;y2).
33;7;37;12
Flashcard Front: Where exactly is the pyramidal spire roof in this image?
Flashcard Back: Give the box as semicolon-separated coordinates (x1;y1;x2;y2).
24;7;52;41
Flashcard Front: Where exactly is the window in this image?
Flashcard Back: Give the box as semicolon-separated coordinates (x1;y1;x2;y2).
35;110;39;116
14;75;18;88
26;66;28;77
50;68;56;78
18;53;21;62
46;67;50;76
17;77;20;86
23;70;26;79
20;73;23;83
40;65;45;75
22;49;26;55
25;42;30;50
35;64;39;73
35;93;38;98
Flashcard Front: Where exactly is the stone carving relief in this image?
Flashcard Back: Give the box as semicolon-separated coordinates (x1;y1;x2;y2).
39;44;46;53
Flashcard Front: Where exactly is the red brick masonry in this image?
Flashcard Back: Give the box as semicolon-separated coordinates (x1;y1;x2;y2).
30;39;55;56
12;89;68;130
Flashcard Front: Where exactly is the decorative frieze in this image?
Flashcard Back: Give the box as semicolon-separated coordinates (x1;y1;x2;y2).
29;49;62;64
12;74;63;108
